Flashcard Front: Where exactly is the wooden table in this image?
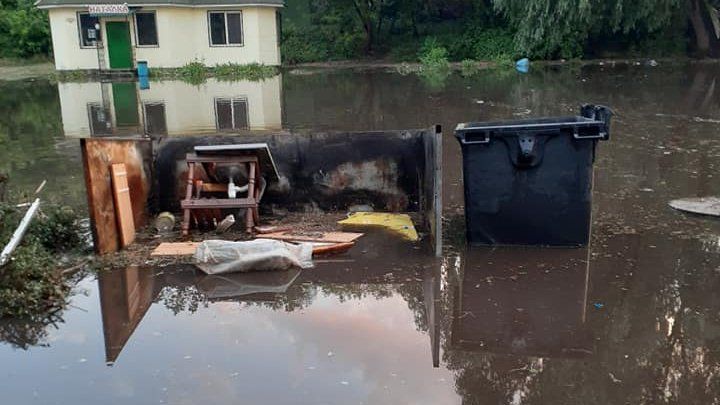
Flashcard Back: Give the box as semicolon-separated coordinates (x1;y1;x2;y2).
180;153;261;235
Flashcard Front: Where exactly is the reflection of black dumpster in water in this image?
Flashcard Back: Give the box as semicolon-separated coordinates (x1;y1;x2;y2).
451;247;592;358
455;104;612;246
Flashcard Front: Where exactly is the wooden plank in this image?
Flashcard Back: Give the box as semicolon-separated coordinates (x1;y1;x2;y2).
151;241;354;257
260;231;363;244
201;183;229;193
312;242;354;256
151;242;199;256
255;225;293;234
111;163;136;247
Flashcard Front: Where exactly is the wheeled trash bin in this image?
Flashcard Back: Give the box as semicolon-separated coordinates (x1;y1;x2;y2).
455;104;612;246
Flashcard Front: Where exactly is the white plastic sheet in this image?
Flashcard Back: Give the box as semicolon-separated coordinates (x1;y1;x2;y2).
194;239;314;274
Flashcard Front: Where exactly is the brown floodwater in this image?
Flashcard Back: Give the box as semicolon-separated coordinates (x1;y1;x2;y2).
1;61;720;404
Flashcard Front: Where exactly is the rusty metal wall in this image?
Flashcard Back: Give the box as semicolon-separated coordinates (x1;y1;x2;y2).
154;130;433;214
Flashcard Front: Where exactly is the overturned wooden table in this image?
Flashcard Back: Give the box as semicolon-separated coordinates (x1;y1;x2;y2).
180;144;279;236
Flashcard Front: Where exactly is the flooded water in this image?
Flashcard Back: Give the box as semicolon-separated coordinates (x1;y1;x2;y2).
2;62;720;404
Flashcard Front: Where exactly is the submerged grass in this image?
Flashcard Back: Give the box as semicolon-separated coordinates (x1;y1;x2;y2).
150;60;279;84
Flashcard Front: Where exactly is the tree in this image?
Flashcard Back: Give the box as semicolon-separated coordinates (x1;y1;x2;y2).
0;0;51;57
492;0;683;58
687;0;720;56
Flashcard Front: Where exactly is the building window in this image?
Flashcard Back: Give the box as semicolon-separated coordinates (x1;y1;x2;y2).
144;102;167;135
78;13;101;48
135;12;158;46
215;98;248;131
208;11;243;46
87;103;112;136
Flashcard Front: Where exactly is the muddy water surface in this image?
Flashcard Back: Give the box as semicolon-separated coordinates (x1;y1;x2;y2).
1;63;720;404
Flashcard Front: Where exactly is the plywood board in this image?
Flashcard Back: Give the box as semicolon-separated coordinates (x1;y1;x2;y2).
151;242;200;256
260;231;363;243
81;139;150;254
111;163;136;247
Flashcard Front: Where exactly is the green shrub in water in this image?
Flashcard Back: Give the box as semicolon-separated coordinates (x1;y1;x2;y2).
177;60;208;84
460;59;480;77
419;38;450;71
213;63;278;81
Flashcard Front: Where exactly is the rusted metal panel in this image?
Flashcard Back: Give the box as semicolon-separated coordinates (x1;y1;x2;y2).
155;130;429;213
81;139;151;254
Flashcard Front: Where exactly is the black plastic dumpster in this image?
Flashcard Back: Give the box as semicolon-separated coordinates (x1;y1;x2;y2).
455;104;612;247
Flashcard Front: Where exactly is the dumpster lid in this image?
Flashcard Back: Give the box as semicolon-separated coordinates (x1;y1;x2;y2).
455;115;609;143
455;115;602;133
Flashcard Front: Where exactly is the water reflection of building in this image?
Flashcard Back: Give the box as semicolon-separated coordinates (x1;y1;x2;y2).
58;77;282;138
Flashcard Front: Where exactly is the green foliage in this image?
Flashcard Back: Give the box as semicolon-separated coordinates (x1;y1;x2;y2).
281;14;364;64
213;63;278;81
28;205;83;253
177;60;207;84
0;0;51;58
460;59;480;77
418;38;451;90
471;28;516;61
0;243;62;318
281;26;329;64
492;0;684;59
419;38;450;70
0;200;83;319
150;61;277;83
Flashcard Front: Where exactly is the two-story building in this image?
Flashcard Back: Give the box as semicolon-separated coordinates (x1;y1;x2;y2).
35;0;283;70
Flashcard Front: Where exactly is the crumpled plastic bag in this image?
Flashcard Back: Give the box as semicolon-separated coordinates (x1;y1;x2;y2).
194;239;314;274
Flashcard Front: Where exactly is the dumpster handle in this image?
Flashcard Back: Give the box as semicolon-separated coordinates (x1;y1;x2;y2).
572;126;608;140
458;131;490;144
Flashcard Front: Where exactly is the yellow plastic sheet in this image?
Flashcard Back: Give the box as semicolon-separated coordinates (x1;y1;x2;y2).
338;212;418;241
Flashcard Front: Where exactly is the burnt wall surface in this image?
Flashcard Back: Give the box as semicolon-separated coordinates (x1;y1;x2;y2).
155;130;432;213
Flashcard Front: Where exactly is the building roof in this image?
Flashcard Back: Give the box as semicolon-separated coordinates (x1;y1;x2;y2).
36;0;283;8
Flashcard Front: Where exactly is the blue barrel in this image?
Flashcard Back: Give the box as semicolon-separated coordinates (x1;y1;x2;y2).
137;61;149;77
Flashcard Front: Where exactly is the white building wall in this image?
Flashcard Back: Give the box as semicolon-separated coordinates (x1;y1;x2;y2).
47;6;280;70
48;8;101;70
57;82;104;136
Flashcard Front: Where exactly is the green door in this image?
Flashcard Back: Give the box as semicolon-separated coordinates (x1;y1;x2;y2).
106;22;133;69
112;82;139;127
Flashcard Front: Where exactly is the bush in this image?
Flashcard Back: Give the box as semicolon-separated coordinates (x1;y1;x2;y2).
0;201;83;319
0;243;62;318
281;26;328;64
418;38;449;70
281;24;363;64
28;205;83;253
214;63;278;81
472;28;516;61
460;59;480;76
177;60;207;84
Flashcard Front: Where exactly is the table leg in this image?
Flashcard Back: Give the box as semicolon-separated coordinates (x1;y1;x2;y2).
182;162;195;236
245;161;256;233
